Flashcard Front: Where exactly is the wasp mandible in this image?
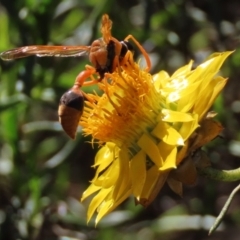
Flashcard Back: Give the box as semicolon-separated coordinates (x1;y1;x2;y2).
0;14;151;139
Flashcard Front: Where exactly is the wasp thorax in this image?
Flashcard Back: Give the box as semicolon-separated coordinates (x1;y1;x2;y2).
89;38;108;70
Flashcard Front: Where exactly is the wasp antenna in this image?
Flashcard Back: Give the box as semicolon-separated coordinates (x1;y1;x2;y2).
101;14;112;43
0;51;11;61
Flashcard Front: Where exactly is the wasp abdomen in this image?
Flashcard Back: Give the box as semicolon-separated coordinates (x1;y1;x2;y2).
58;89;84;139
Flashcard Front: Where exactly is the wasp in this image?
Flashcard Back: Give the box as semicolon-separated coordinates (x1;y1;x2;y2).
0;14;151;139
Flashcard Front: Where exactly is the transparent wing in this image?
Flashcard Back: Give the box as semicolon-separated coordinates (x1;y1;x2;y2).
0;45;91;61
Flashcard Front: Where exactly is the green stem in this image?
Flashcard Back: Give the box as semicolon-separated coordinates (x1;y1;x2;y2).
198;167;240;182
208;183;240;235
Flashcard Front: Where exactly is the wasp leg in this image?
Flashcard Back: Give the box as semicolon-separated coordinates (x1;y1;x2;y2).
124;34;151;71
74;65;98;87
111;55;121;73
111;50;134;76
119;50;134;68
73;65;100;103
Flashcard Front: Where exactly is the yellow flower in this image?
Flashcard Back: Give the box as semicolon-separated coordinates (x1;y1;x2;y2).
80;51;232;224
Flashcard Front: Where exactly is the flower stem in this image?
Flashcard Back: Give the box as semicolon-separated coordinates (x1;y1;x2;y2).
208;183;240;235
198;167;240;182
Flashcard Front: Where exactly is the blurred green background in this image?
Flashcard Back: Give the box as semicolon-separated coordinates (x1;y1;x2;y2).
1;0;240;239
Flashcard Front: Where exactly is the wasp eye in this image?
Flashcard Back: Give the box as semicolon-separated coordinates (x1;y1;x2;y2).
59;89;84;111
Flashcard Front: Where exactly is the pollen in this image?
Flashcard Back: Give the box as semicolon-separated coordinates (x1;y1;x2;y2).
80;59;161;151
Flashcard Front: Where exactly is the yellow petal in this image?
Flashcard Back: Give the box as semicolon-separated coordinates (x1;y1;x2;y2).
188;51;232;85
193;77;227;121
112;148;131;201
176;81;202;112
96;187;132;224
81;183;101;201
153;70;170;90
139;166;169;207
137;133;163;167
96;199;113;223
93;142;117;166
171;60;193;79
158;142;177;171
92;159;112;181
139;165;160;199
161;109;194;122
208;77;227;108
87;187;112;223
193;80;220;120
203;51;233;72
130;150;146;198
151;121;184;146
100;159;120;188
178;114;199;141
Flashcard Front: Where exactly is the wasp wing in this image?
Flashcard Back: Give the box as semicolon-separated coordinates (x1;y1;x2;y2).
0;45;91;61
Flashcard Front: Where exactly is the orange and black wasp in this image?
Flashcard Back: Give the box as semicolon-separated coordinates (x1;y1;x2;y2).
0;14;151;139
